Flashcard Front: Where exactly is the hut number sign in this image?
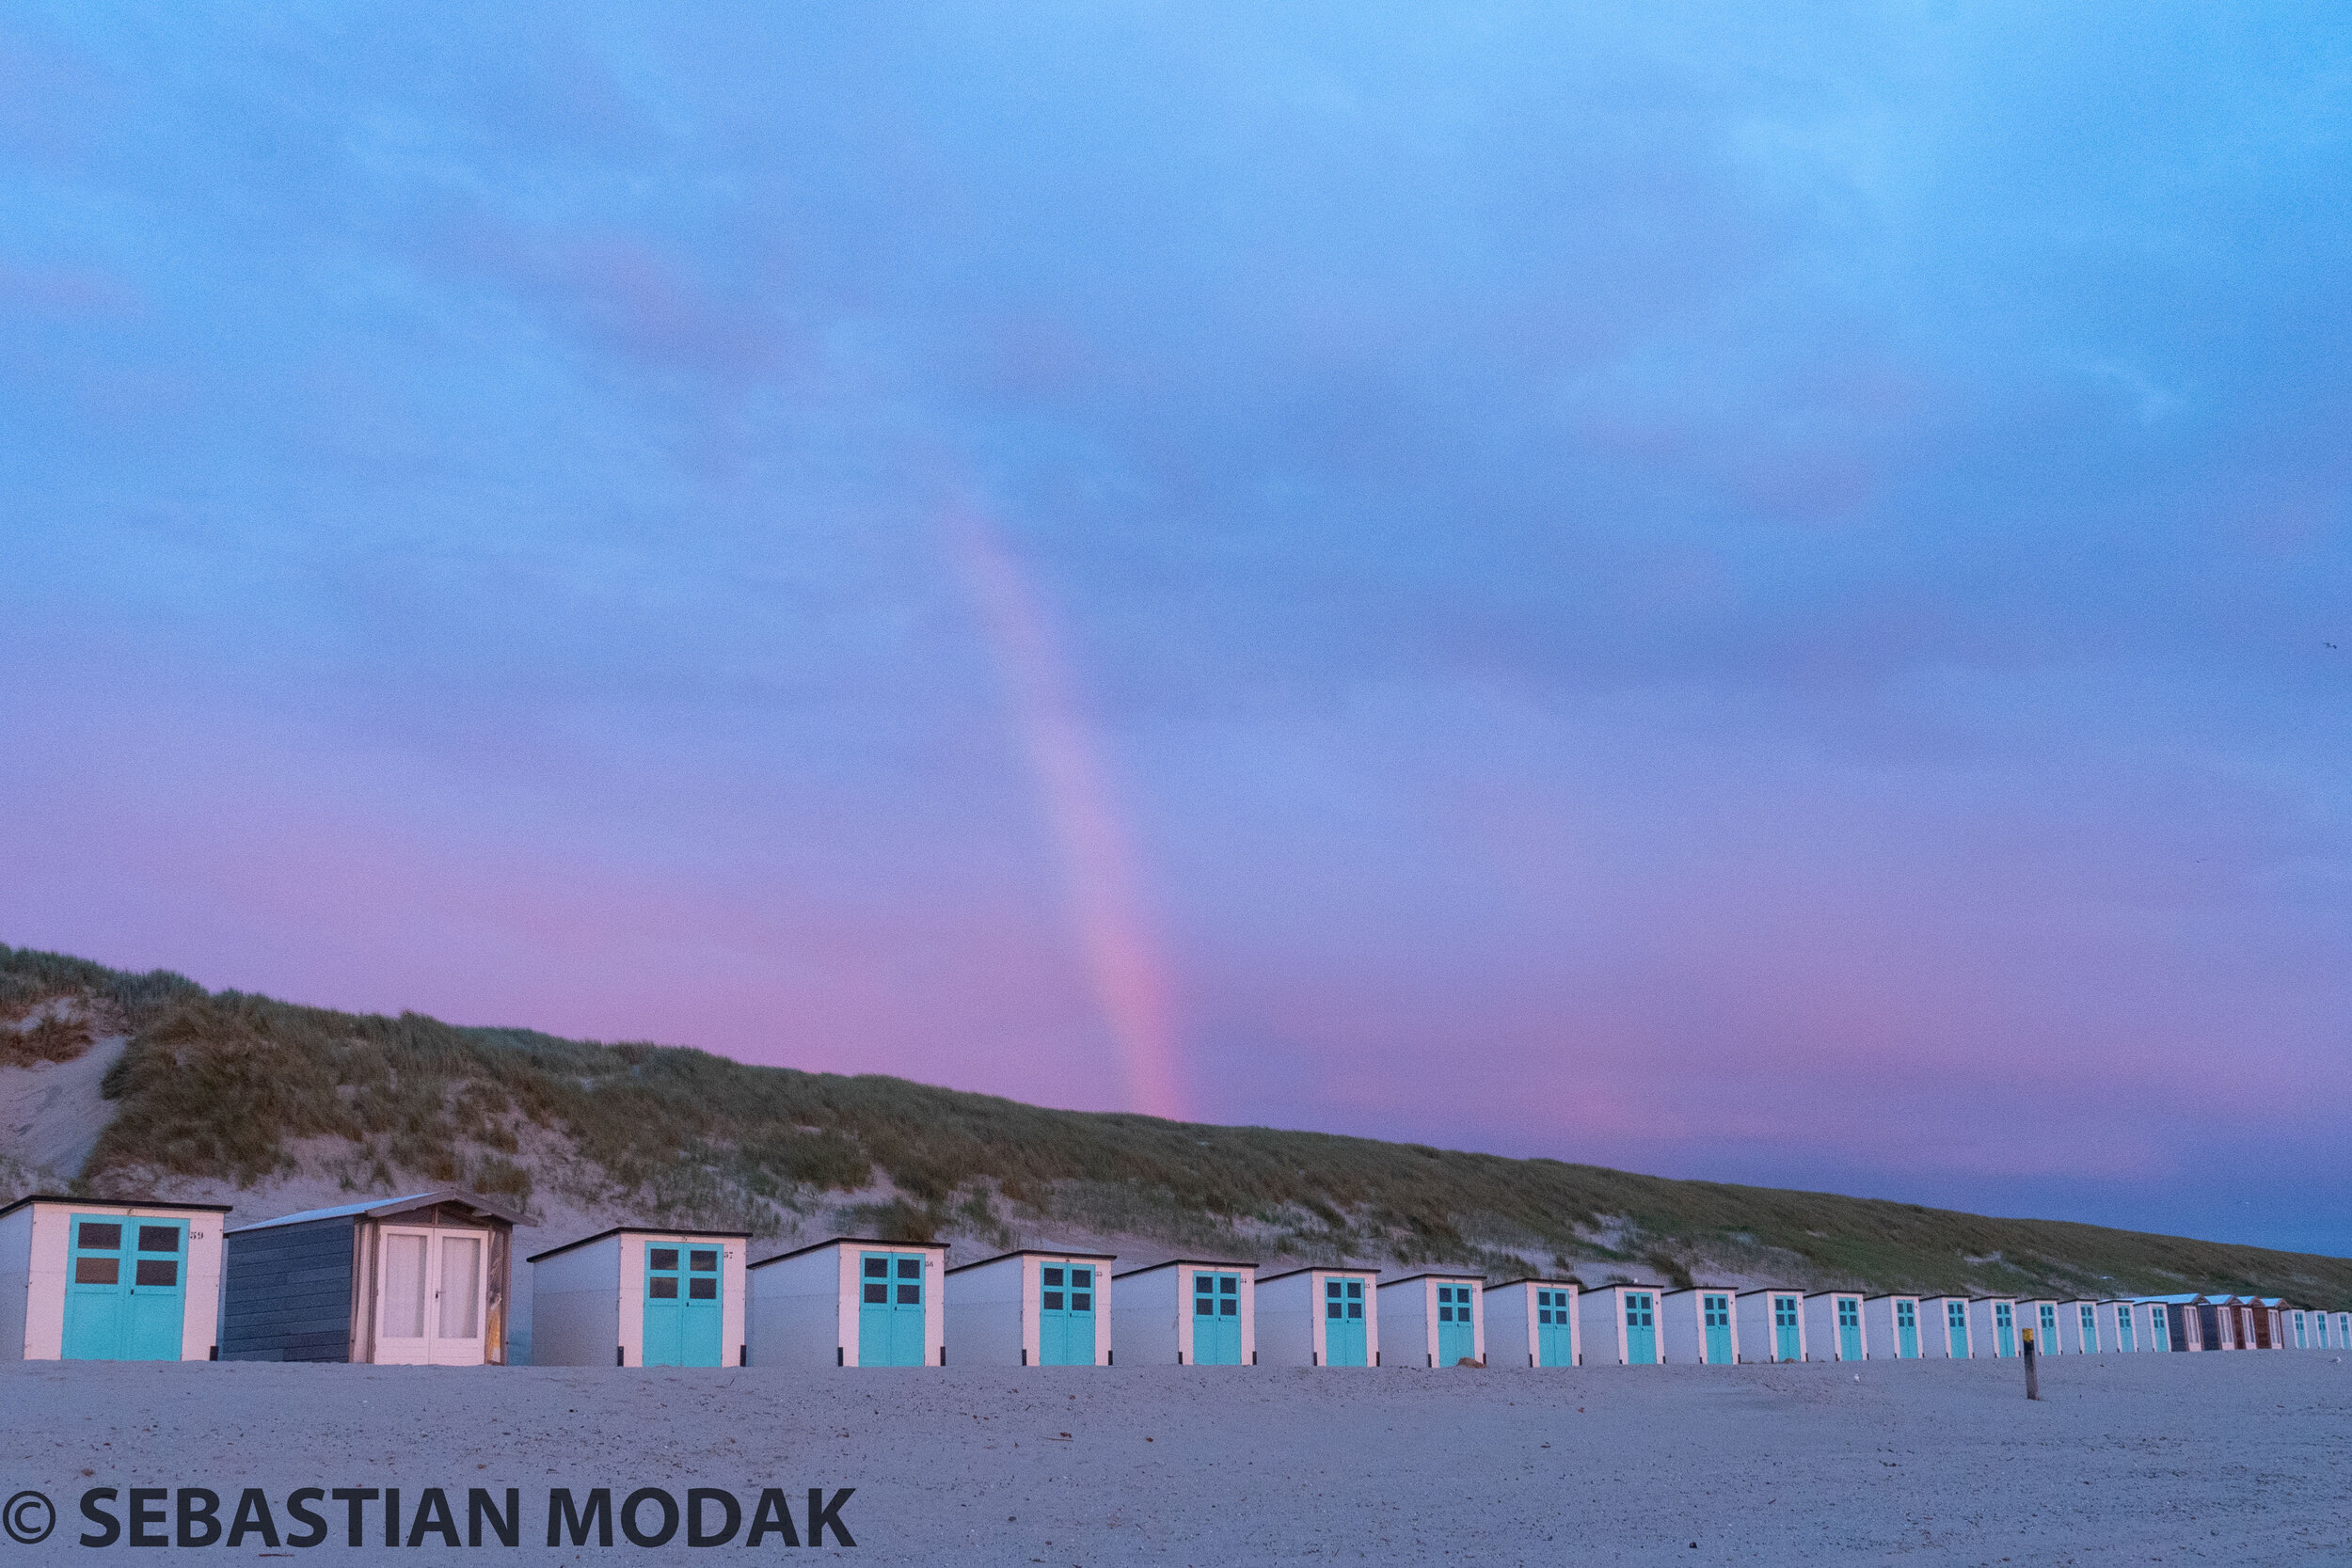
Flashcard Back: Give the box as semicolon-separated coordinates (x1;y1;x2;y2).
2;1484;857;1549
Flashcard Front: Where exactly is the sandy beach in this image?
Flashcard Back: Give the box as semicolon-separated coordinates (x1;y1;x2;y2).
2;1350;2344;1565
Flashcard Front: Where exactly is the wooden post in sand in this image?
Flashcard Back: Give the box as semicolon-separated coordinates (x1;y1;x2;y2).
2023;1327;2041;1400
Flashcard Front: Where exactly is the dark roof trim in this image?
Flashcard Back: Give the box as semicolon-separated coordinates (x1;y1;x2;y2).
1254;1264;1378;1285
747;1236;951;1271
1111;1258;1258;1279
0;1195;234;1221
1378;1271;1487;1287
945;1248;1118;1275
527;1227;754;1264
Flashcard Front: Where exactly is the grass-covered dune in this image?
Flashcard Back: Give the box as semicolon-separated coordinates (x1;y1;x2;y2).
4;943;2346;1306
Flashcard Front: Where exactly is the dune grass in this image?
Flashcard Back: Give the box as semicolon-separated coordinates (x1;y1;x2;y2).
4;943;2346;1304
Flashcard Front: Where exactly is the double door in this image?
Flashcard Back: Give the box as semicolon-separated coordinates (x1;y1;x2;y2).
1702;1294;1733;1364
1772;1295;1802;1361
1535;1289;1576;1367
374;1226;487;1365
644;1243;723;1367
1994;1303;2016;1357
1434;1284;1475;1365
1191;1272;1242;1365
1322;1277;1368;1366
1945;1301;1970;1358
1623;1292;1657;1365
858;1251;928;1367
1894;1300;1919;1358
63;1215;187;1361
1038;1264;1095;1365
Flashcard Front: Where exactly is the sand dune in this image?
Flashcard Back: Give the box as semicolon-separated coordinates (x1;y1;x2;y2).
2;1349;2341;1563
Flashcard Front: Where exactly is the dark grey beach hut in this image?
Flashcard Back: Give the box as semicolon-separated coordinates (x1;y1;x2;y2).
221;1191;518;1364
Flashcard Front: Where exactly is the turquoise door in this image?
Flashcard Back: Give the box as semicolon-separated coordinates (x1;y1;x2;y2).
2293;1314;2306;1349
1191;1272;1242;1365
1039;1265;1095;1365
2113;1306;2135;1353
1535;1289;1575;1366
1435;1284;1476;1365
63;1216;186;1361
642;1243;723;1367
2078;1305;2099;1353
1946;1301;1969;1357
858;1252;928;1367
1703;1294;1733;1363
1624;1292;1657;1364
2151;1308;2170;1351
1994;1303;2015;1357
2039;1303;2058;1351
1323;1277;1368;1366
1772;1295;1801;1361
1836;1297;1863;1360
1895;1300;1918;1358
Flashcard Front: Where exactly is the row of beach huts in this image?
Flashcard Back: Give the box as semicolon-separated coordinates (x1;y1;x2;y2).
3;1190;2343;1370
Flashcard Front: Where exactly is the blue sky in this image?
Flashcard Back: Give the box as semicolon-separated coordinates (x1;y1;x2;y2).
5;3;2349;1252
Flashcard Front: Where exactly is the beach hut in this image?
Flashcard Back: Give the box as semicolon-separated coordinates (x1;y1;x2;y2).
1578;1285;1663;1366
1378;1272;1485;1367
1658;1287;1736;1365
1918;1295;1973;1358
1256;1266;1379;1367
2334;1312;2350;1350
222;1191;515;1364
1486;1278;1580;1368
2137;1300;2173;1352
2105;1300;2145;1353
1735;1289;1806;1363
745;1237;945;1368
1111;1259;1255;1366
2061;1300;2102;1354
1803;1291;1867;1361
944;1249;1112;1367
526;1228;749;1368
1967;1298;2020;1357
0;1195;230;1362
2021;1299;2061;1354
1863;1294;1923;1359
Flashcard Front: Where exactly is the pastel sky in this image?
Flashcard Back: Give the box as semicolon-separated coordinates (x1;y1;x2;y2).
6;4;2348;1254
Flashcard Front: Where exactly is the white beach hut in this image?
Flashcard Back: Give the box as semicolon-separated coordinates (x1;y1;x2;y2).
2062;1299;2103;1354
222;1191;516;1365
1735;1289;1807;1363
2103;1300;2147;1353
1485;1278;1580;1368
1378;1272;1485;1368
1579;1284;1664;1366
1111;1259;1255;1366
1920;1295;1974;1358
1255;1266;1379;1367
746;1237;946;1368
1659;1287;1737;1365
944;1249;1112;1367
527;1227;749;1368
1803;1291;1868;1361
1967;1297;2021;1357
1862;1294;1925;1359
0;1195;229;1362
2138;1299;2176;1352
2020;1299;2062;1354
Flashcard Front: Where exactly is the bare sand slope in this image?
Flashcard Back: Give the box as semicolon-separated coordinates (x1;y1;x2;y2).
2;1352;2344;1564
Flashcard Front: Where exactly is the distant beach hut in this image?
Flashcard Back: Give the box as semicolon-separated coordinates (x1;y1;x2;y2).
1803;1291;1867;1361
1659;1287;1736;1365
526;1228;749;1368
744;1237;945;1368
1;1195;230;1363
944;1249;1112;1367
1111;1259;1254;1366
1579;1285;1664;1366
2103;1300;2146;1353
1919;1295;1973;1358
1967;1298;2020;1357
1863;1294;1924;1359
1256;1266;1379;1367
1735;1289;1807;1363
1378;1272;1484;1368
2020;1299;2061;1354
1485;1278;1580;1368
2061;1299;2103;1354
222;1191;516;1364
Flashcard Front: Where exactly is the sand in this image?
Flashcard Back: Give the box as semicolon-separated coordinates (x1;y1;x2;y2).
2;1350;2344;1564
